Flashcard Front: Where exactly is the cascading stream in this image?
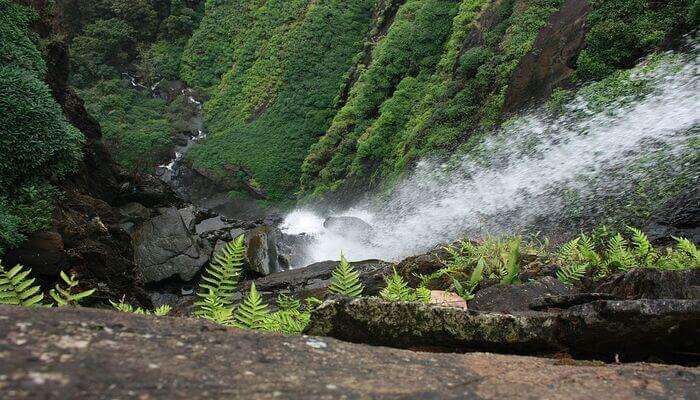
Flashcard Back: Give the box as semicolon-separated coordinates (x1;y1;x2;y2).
281;49;700;267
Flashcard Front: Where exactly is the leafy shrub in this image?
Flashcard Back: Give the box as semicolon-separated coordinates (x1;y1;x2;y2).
328;254;364;297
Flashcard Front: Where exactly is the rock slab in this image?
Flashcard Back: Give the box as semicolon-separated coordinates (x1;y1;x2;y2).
0;305;698;400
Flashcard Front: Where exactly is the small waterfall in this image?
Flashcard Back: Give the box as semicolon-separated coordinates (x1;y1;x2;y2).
282;49;700;267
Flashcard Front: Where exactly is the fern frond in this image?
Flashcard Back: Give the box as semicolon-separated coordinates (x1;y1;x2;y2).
198;295;234;325
328;253;363;297
500;238;522;285
49;271;95;307
628;226;658;267
263;310;310;334
380;268;414;301
415;286;431;303
605;233;635;272
196;234;244;310
0;263;45;307
556;263;588;286
153;304;172;316
673;237;699;264
276;293;301;312
233;283;269;330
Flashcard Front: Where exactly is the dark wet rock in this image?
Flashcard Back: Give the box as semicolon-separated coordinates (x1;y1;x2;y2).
244;225;283;276
2;305;698;400
395;246;451;289
132;207;212;283
323;216;374;241
597;269;700;300
238;259;391;305
3;231;66;276
117;202;152;224
643;186;700;244
195;216;236;236
471;276;573;312
530;293;621;311
305;297;700;362
118;173;182;208
504;0;591;113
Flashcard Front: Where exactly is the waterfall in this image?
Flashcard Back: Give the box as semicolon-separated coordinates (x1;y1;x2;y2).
281;48;700;267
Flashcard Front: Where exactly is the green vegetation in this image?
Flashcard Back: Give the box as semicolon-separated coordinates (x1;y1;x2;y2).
556;227;700;284
328;254;364;297
575;0;695;81
0;263;45;307
0;1;84;253
0;263;95;308
301;0;564;197
49;271;96;307
438;227;698;294
80;80;178;172
187;0;376;199
110;300;172;316
195;235;245;318
380;268;430;303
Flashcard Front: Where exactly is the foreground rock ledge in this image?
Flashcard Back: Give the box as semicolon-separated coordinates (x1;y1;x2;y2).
305;297;700;361
0;306;698;399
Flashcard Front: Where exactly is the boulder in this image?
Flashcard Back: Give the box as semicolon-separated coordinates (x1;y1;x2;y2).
117;202;152;223
323;216;374;241
2;305;698;399
195;216;236;236
132;207;211;283
238;259;392;305
470;276;573;312
529;293;621;311
305;297;700;361
3;231;66;276
244;225;282;276
596;268;700;300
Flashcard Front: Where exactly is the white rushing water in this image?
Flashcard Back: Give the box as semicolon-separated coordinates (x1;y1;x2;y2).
281;50;700;267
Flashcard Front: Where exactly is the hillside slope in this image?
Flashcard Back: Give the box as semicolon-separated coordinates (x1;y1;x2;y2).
183;0;696;202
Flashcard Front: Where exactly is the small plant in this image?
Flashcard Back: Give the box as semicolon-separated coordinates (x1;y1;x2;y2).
328;253;363;297
556;227;699;284
110;298;172;316
0;263;45;307
276;293;301;311
233;283;270;330
195;235;245;320
49;271;95;307
380;268;414;301
451;257;486;301
264;294;310;334
499;238;522;285
415;286;431;303
196;235;245;308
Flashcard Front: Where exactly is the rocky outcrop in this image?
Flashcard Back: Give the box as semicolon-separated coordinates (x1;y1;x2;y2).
503;0;591;113
305;297;700;362
2;305;698;400
132;207;212;283
596;268;700;300
236;259;392;306
470;276;573;312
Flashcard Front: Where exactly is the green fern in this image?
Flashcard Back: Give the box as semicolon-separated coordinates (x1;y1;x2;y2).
198;295;234;325
328;253;363;297
380;268;414;301
415;286;431;303
110;299;171;316
452;257;486;301
233;283;270;330
49;271;95;307
556;262;589;285
605;233;635;272
499;238;522;284
196;235;244;310
0;263;45;307
628;226;658;267
276;293;301;311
